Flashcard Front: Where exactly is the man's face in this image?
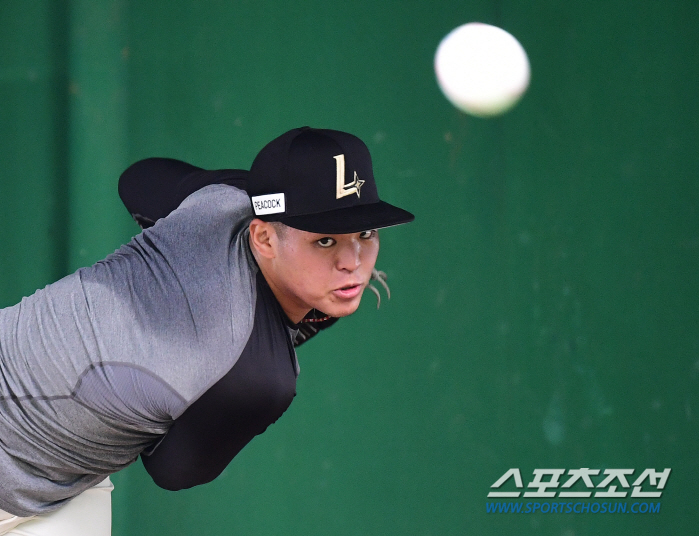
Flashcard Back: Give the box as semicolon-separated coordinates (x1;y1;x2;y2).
269;226;380;321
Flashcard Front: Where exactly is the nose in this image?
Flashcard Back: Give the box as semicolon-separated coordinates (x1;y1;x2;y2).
335;238;361;272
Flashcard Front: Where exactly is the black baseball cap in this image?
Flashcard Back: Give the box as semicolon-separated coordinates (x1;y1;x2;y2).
247;127;414;234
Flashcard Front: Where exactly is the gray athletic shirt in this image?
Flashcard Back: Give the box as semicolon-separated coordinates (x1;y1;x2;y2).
0;184;273;516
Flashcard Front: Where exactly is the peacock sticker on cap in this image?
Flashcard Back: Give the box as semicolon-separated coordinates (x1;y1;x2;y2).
251;193;285;215
334;154;364;199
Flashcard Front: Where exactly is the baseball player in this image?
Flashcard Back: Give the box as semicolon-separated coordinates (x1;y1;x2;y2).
0;127;414;535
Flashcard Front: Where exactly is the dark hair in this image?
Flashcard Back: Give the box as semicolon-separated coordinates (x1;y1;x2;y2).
269;221;288;241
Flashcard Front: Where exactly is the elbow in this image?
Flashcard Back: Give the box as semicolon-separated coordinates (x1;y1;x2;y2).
141;454;217;491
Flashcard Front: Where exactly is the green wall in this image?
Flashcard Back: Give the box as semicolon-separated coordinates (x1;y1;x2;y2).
1;1;697;534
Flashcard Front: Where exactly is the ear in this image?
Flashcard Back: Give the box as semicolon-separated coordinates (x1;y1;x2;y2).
248;219;278;260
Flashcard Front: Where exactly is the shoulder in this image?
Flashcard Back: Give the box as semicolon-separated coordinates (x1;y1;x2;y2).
150;184;253;238
179;183;251;212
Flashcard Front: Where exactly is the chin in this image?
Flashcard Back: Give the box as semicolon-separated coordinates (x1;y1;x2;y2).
320;299;361;318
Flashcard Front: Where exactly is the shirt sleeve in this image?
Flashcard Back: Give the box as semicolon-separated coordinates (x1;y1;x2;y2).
118;157;248;228
140;365;270;490
140;272;298;491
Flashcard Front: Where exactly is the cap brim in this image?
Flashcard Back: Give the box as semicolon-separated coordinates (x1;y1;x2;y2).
273;201;414;234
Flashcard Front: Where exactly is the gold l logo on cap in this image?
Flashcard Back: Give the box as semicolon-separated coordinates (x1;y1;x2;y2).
334;154;364;199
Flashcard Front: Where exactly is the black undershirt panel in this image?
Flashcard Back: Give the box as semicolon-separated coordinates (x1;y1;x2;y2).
141;271;299;490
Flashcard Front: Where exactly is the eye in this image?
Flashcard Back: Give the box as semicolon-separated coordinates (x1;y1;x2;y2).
359;230;377;239
316;237;336;248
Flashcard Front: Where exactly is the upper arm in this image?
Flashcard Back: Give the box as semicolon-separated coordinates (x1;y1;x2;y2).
118;157;248;228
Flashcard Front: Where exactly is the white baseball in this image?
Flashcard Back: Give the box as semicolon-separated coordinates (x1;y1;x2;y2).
435;23;530;117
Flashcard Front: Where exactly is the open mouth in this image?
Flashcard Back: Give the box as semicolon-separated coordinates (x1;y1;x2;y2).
333;283;363;299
